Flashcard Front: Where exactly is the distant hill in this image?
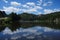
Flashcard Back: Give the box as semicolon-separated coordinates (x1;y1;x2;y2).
0;10;60;22
0;11;7;18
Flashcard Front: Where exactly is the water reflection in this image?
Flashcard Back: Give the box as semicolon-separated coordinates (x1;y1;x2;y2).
0;22;60;31
0;26;60;40
0;26;6;32
8;22;21;31
0;22;60;40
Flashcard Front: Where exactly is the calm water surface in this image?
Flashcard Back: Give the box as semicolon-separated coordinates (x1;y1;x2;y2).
0;26;60;40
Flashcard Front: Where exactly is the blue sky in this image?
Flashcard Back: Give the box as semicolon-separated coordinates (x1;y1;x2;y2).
0;0;60;14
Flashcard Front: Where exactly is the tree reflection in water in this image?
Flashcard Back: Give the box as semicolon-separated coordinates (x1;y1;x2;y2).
0;22;60;32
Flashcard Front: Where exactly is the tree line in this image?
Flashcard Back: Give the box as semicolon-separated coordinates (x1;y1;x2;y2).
0;10;60;23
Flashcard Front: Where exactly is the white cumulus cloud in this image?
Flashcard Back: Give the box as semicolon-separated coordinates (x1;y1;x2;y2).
26;2;35;6
0;1;43;14
21;6;42;13
43;1;52;6
2;6;20;13
22;5;30;8
11;1;21;6
44;9;60;14
37;0;53;6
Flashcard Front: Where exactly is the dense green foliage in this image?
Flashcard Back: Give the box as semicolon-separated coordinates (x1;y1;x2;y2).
0;10;60;23
0;10;60;22
0;10;60;31
19;12;37;21
8;12;20;22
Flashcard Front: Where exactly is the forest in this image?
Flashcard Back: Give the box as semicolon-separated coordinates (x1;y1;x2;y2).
0;10;60;27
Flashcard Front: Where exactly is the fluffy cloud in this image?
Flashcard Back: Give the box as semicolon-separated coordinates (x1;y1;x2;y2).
2;6;20;13
44;9;53;14
22;8;37;12
37;0;52;6
43;1;52;6
22;5;30;8
26;2;35;6
1;6;42;14
11;2;21;6
44;9;60;14
22;6;42;12
3;0;8;3
20;2;43;13
0;1;43;14
22;2;43;13
1;0;59;15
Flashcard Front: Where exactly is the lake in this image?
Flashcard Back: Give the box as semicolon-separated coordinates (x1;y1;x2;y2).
0;23;60;40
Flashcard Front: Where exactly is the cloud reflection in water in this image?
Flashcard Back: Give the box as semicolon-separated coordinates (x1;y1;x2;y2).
1;26;60;40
